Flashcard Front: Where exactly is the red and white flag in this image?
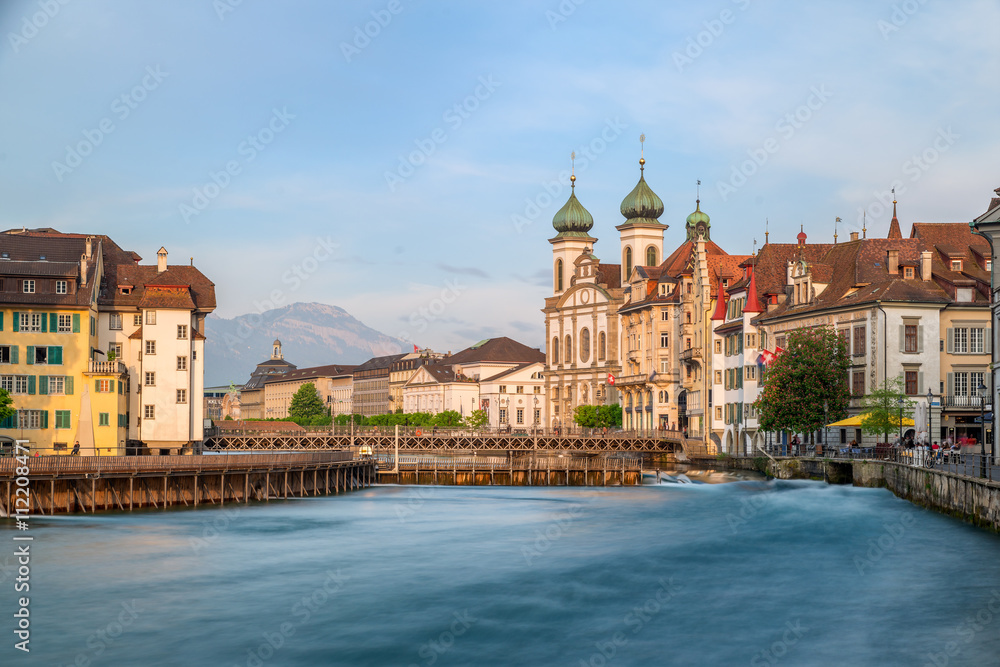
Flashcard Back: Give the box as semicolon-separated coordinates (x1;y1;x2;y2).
413;344;419;353
607;373;616;386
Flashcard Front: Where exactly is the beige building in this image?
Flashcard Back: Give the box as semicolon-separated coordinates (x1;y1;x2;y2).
240;340;296;420
263;364;357;419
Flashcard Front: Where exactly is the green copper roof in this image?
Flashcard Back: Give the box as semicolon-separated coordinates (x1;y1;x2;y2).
552;186;594;235
685;200;711;241
620;164;664;225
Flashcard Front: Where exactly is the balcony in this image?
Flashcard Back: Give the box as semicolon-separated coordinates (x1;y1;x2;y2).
943;395;989;410
85;360;128;376
616;374;649;387
680;347;702;362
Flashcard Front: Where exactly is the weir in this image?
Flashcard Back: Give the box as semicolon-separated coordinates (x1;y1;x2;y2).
0;453;376;516
375;454;644;486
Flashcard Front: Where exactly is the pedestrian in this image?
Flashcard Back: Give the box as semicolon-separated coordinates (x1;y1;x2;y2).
71;441;80;456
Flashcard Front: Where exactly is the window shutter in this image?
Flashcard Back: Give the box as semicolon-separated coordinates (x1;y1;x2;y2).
49;346;62;365
95;379;100;392
986;330;993;355
0;312;3;330
917;326;923;353
110;379;115;392
41;314;47;333
26;346;34;365
898;325;904;351
27;376;35;395
49;313;57;332
72;314;80;333
947;373;954;397
10;346;17;364
918;372;924;394
65;376;74;395
38;376;48;395
947;328;954;353
12;313;18;332
40;411;48;429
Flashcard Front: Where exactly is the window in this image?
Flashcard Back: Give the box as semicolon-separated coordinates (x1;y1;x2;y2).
499;408;507;423
145;311;156;325
624;247;632;280
534;386;541;394
22;280;34;293
715;370;722;384
715;340;722;354
0;347;10;364
99;413;110;427
660;333;669;348
57;314;72;333
20;313;42;332
516;386;524;394
954;328;968;354
96;379;111;393
516;408;524;424
988;260;993;272
775;335;787;350
109;313;122;330
598;332;606;361
905;371;918;395
17;410;43;429
109;343;122;359
552;337;559;364
499;385;507;394
852;371;865;397
48;376;64;395
661;310;669;321
34;347;47;364
565;335;572;364
176;389;187;403
646;246;657;267
716;406;723;420
144;405;155;420
852;327;865;357
746;333;756;348
580;328;590;363
951;260;962;271
904;267;914;279
145;340;156;355
56;280;67;294
53;410;71;429
555;259;564;292
145;372;155;386
534;408;540;424
904;325;918;354
133;314;142;326
970;329;985;354
177;356;187;371
178;324;188;339
745;365;757;381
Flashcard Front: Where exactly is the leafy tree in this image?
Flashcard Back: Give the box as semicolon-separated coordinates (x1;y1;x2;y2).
288;383;325;424
860;378;915;444
573;404;623;428
466;409;489;430
599;404;623;428
433;410;464;428
573;405;600;428
223;415;233;421
334;413;365;426
754;326;850;443
0;388;14;424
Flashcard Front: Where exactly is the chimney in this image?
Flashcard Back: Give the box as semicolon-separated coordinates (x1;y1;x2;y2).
920;250;932;281
80;254;88;286
157;247;168;273
887;249;899;276
85;236;93;259
849;231;859;242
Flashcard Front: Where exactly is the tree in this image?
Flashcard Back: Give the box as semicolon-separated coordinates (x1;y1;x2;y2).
573;405;600;428
754;326;850;443
599;404;623;428
466;409;489;430
288;383;326;424
0;388;14;424
573;404;623;428
860;378;914;444
433;410;464;428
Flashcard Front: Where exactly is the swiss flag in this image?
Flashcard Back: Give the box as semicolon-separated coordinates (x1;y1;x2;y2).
607;373;616;386
774;346;784;356
413;344;419;353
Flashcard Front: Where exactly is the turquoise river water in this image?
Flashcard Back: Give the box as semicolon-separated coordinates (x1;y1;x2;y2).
3;471;1000;666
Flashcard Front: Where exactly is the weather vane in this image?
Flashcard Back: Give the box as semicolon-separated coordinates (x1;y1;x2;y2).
570;151;576;187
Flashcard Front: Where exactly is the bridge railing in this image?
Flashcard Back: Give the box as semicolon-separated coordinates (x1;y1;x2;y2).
210;425;684;439
0;452;357;477
374;453;644;471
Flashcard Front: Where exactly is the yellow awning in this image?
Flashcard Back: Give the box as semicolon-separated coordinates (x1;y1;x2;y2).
827;415;915;428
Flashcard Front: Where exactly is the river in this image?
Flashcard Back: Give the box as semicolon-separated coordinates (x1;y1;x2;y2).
4;471;1000;666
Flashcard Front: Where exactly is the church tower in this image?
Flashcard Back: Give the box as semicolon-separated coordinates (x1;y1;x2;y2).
549;156;596;296
616;137;667;283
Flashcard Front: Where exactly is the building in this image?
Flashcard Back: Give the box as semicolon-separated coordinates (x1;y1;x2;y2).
353;353;406;417
262;364;357;419
204;385;229;421
479;362;546;429
239;340;296;420
0;228;215;454
389;349;448;411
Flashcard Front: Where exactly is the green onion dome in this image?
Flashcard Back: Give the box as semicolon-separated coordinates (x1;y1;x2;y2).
620;158;664;224
552;175;594;235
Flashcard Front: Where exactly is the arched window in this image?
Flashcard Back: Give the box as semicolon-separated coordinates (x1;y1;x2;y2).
565;335;573;364
551;337;559;364
646;246;657;267
580;328;591;363
624;247;633;281
599;332;606;361
555;259;564;292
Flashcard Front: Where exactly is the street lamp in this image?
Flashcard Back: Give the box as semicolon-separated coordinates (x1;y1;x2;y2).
897;397;905;445
980;382;988;477
926;388;934;446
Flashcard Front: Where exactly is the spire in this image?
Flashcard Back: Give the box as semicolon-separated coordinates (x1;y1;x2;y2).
765;218;769;245
887;189;902;239
619;134;665;226
744;264;764;314
834;217;840;244
552;151;594;236
863;211;867;239
797;224;807;246
710;271;728;321
685;185;711;241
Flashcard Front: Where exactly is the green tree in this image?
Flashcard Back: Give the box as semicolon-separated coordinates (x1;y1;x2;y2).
573;404;623;428
598;404;623;428
466;409;489;430
433;410;464;427
860;378;914;444
573;405;600;428
0;388;14;424
754;326;850;443
288;383;326;424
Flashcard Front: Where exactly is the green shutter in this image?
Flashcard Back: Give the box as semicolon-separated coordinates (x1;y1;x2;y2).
0;312;3;331
12;312;18;332
110;379;115;392
26;346;33;365
986;330;993;355
898;325;904;352
41;313;47;333
38;376;48;395
27;376;35;395
49;313;57;332
95;379;100;392
65;376;73;395
72;313;80;333
49;346;62;365
946;328;954;354
40;411;48;429
10;346;17;364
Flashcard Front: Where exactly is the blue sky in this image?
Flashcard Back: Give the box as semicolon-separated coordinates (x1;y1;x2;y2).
1;0;997;354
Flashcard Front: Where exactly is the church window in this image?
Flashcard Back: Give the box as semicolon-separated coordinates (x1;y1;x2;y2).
598;332;606;361
565;335;573;364
624;247;633;281
555;259;564;292
580;328;591;363
646;246;657;267
551;337;559;364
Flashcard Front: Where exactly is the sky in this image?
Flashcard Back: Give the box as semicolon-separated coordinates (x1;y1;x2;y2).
1;0;998;355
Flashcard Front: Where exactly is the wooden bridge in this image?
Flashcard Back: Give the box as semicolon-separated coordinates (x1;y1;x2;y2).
203;426;689;454
375;453;645;486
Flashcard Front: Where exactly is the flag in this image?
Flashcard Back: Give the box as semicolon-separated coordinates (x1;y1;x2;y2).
607;373;616;386
775;346;784;356
413;344;419;353
757;349;776;366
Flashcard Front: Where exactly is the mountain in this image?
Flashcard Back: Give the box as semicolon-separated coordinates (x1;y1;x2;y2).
204;302;406;386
